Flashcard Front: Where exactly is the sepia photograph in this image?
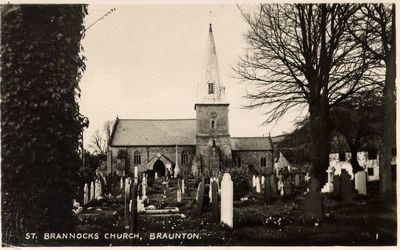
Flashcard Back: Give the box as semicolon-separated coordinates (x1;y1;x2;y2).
1;2;397;247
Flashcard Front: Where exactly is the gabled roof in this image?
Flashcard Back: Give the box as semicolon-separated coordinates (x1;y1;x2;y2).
231;137;273;151
110;118;196;146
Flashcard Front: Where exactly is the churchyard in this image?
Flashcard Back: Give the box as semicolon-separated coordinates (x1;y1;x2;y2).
62;167;396;246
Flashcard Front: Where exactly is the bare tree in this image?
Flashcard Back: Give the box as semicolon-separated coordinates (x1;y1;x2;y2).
88;120;114;155
236;4;375;184
348;3;395;196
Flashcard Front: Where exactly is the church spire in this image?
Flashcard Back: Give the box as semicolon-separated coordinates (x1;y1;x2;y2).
197;23;227;104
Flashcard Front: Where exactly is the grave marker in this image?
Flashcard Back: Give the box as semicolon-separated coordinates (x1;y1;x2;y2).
221;173;233;228
283;179;292;196
355;171;367;196
333;175;341;197
270;175;278;197
264;177;272;203
124;178;131;230
211;180;219;220
305;176;323;220
90;181;95;201
83;183;89;205
177;179;182;203
294;173;300;187
196;178;205;214
256;176;261;193
341;169;352;203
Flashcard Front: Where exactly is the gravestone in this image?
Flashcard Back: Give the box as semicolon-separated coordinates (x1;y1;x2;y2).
341;169;352;203
355;171;367;196
252;175;256;188
182;179;185;194
283;179;293;196
264;177;272;203
279;180;284;196
270;175;278;197
83;183;89;205
120;177;124;190
221;173;233;228
333;175;341;197
196;178;205;214
90;181;95;201
155;172;158;180
124;178;131;230
177;179;182;203
142;176;147;200
209;178;213;203
261;176;265;188
294;173;300;187
130;182;138;232
255;176;261;193
211;180;219;220
305;176;323;220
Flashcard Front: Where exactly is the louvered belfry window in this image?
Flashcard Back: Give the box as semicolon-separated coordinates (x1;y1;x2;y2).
134;150;141;165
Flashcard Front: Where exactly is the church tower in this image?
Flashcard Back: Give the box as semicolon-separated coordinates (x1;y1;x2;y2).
194;24;232;177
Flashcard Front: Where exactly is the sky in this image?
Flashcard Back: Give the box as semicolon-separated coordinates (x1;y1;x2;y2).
80;4;304;149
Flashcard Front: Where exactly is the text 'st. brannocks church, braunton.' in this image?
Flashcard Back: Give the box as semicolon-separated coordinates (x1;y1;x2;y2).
107;24;274;178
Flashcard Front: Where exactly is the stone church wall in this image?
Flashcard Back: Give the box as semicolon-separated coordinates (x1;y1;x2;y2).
232;150;273;169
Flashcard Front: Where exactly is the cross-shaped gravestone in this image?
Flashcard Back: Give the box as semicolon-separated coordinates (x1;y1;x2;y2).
305;176;323;220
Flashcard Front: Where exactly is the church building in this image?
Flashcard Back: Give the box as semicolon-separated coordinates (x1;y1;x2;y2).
106;24;273;178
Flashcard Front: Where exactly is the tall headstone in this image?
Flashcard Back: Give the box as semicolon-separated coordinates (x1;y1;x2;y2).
142;175;147;200
333;175;341;197
83;183;89;205
294;173;300;187
354;171;367;196
134;166;138;183
305;176;323;220
341;169;352;203
211;180;219;220
130;183;138;232
279;181;284;196
261;176;265;187
264;177;272;204
155;172;158;180
120;177;124;190
283;179;292;196
252;175;256;188
177;179;182;203
196;178;205;214
209;179;213;203
255;176;261;193
270;175;278;197
90;181;95;201
124;178;131;230
221;173;233;228
182;179;186;194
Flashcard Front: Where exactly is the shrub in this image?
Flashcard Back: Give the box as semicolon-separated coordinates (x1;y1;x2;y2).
229;166;251;201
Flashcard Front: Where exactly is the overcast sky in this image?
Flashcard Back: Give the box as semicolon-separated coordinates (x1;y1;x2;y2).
80;4;304;149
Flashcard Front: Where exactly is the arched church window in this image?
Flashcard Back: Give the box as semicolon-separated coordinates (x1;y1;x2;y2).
181;150;188;164
211;120;215;129
208;82;214;94
261;157;266;167
134;150;141;165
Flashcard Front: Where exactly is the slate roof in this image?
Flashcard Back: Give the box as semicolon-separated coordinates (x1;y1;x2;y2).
231;137;273;151
110;119;196;146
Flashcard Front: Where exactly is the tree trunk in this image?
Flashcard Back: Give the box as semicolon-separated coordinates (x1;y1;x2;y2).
379;6;396;197
309;96;331;187
348;139;363;174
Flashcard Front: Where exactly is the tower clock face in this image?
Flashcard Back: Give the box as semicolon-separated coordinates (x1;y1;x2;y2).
210;112;217;118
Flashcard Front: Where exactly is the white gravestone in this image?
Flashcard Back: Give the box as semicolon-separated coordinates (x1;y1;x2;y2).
155;172;158;180
120;177;124;190
355;171;367;195
252;175;256;188
177;187;182;203
182;179;185;194
142;176;147;200
90;181;95;201
279;181;284;196
221;173;233;229
83;183;89;205
134;166;138;183
256;176;261;193
261;176;265;187
321;167;334;193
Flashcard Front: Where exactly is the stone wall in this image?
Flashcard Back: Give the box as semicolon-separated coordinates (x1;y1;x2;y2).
108;145;196;176
232;150;273;170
